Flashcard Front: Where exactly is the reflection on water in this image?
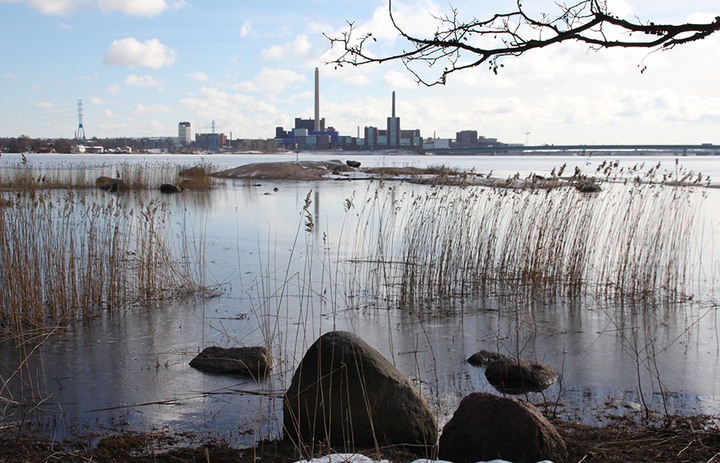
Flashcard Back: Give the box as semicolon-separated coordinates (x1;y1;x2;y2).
1;154;719;447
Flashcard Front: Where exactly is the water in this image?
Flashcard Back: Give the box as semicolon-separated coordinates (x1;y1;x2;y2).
1;152;719;447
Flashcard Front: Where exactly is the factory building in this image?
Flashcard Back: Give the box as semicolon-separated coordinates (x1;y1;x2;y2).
195;132;227;151
275;69;422;151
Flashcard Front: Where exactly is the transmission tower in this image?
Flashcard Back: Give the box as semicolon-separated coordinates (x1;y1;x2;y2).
211;120;218;153
76;99;87;146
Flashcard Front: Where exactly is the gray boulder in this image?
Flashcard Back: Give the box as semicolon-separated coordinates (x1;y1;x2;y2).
283;331;437;450
438;392;567;463
189;346;271;377
485;357;558;394
467;349;506;367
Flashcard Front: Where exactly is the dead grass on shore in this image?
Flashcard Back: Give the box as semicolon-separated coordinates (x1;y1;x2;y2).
2;415;719;463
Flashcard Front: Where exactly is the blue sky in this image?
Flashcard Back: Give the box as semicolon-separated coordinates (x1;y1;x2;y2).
1;0;719;145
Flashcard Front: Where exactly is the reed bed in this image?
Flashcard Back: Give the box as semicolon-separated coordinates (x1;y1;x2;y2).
344;167;708;313
0;189;209;332
0;160;216;191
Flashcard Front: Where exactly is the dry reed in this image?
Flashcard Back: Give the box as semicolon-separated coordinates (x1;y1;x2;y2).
343;164;708;313
0;189;209;332
0;160;217;191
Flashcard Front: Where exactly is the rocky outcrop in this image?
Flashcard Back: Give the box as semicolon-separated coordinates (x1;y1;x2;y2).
179;166;208;178
438;392;567;463
332;164;354;175
484;357;558;394
467;349;506;367
189;346;271;377
283;331;437;450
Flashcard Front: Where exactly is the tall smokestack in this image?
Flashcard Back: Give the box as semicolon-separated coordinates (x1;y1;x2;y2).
314;67;320;131
392;91;396;118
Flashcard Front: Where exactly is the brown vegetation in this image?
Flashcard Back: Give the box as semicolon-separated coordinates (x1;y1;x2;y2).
2;415;719;462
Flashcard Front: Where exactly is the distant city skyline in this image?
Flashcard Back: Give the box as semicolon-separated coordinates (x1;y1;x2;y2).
1;1;719;145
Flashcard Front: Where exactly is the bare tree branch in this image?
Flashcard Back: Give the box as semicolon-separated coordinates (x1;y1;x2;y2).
325;0;720;86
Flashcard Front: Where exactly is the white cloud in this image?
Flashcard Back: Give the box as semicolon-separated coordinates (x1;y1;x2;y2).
3;73;17;79
90;96;114;104
12;0;185;16
35;102;55;109
58;22;72;29
30;84;41;90
24;0;91;16
186;71;209;82
240;20;251;38
127;103;171;115
107;83;121;94
103;38;176;69
75;74;92;81
125;74;161;87
102;109;116;117
382;70;417;88
605;0;633;19
178;86;277;133
233;68;306;94
260;35;315;61
344;75;371;86
98;0;167;16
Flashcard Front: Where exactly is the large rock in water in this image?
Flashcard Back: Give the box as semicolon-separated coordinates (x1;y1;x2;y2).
438;392;567;463
484;357;558;394
189;346;271;377
283;331;437;450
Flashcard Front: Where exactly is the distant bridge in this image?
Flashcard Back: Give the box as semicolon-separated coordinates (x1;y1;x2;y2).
423;144;720;155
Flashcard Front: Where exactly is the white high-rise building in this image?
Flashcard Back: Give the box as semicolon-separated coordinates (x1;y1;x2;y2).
178;121;192;146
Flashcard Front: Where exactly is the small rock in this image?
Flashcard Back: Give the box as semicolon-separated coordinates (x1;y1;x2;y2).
485;357;558;394
346;160;361;168
159;184;182;193
467;349;507;367
189;346;271;377
97;178;127;192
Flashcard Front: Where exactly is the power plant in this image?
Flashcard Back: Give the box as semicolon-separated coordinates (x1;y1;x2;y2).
275;69;422;151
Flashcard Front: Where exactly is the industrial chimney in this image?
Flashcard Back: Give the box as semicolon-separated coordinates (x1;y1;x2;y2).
392;91;396;118
314;67;320;132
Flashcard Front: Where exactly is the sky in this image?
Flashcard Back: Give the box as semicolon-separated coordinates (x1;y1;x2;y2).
1;0;720;146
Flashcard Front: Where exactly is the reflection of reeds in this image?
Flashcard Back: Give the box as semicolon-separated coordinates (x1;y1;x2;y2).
346;167;707;312
0;190;209;331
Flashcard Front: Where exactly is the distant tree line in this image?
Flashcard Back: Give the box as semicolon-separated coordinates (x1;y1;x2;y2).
0;136;74;154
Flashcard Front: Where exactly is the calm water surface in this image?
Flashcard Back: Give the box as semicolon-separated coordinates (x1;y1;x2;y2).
1;153;719;447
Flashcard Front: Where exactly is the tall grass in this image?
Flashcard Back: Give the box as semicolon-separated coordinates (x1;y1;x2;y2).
0;161;216;191
0;189;209;332
344;167;708;312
